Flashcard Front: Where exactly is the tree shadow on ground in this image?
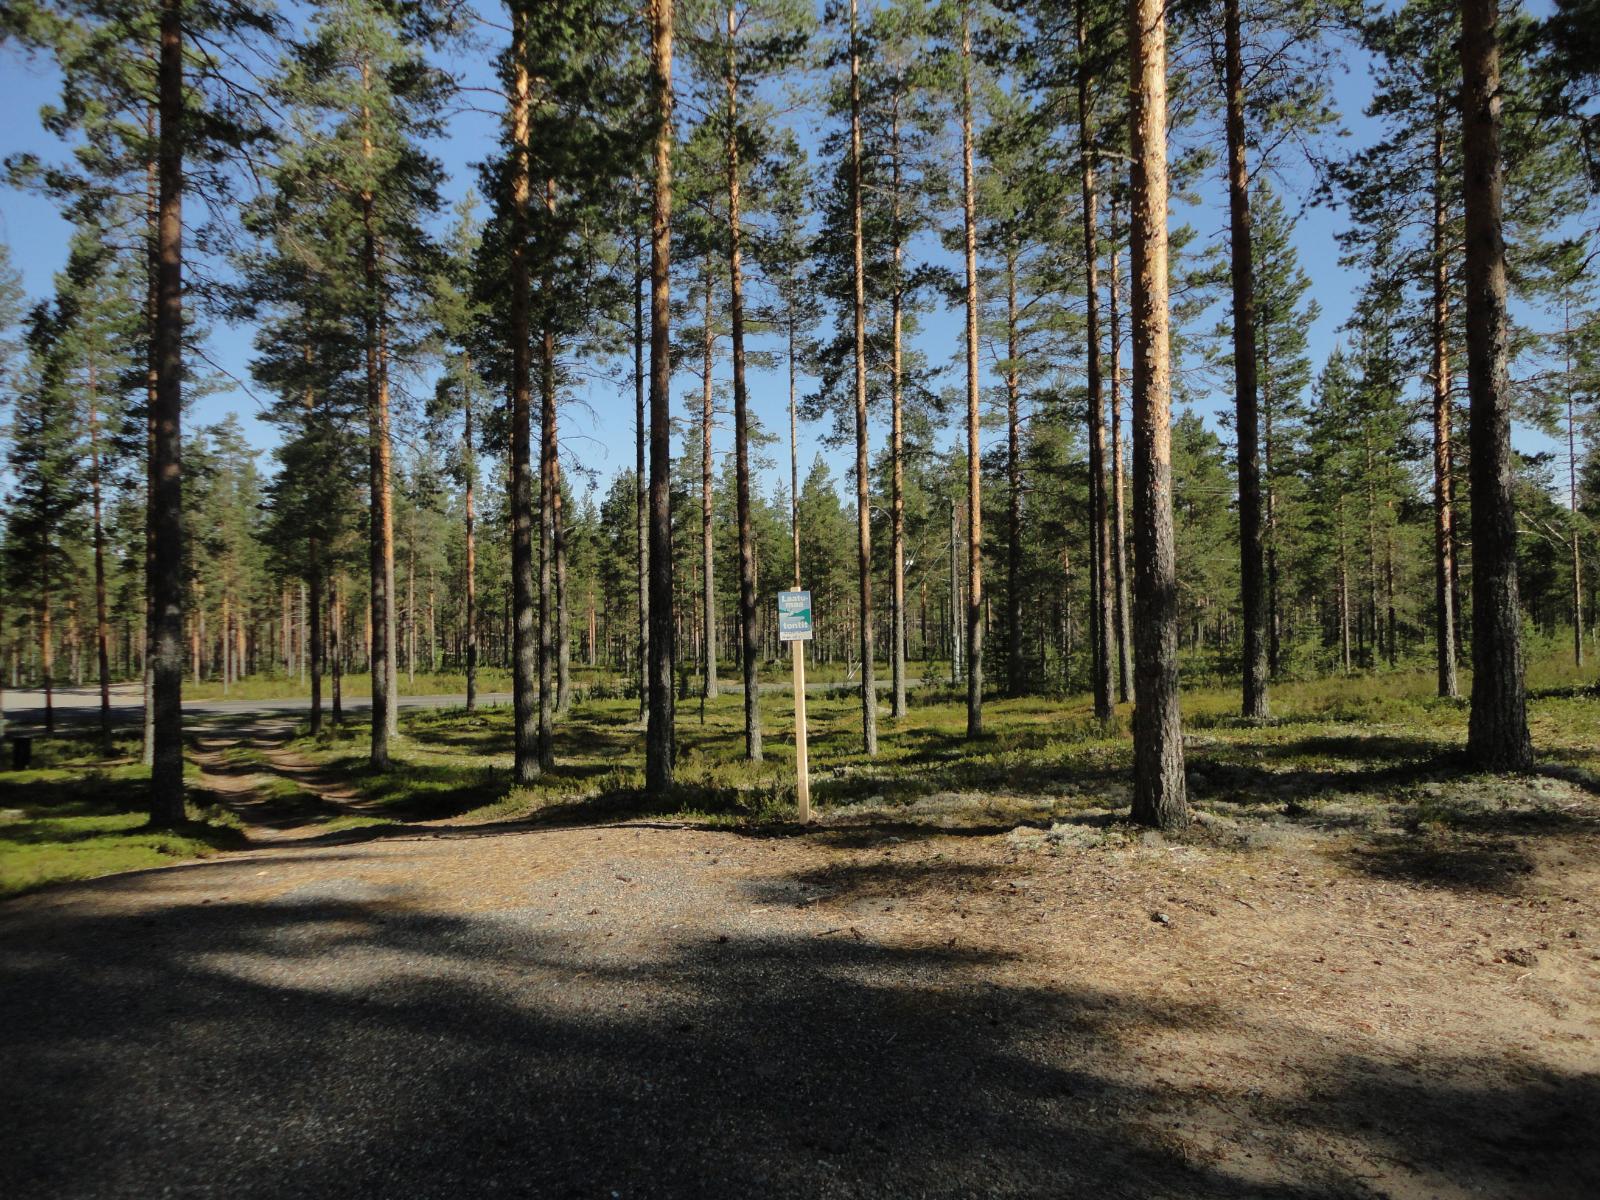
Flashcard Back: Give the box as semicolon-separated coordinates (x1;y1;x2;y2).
2;881;1595;1199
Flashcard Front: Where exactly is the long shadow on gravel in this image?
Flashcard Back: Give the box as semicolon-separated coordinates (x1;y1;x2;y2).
3;888;1596;1199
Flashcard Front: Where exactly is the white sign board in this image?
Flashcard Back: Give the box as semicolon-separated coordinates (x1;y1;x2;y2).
777;590;813;642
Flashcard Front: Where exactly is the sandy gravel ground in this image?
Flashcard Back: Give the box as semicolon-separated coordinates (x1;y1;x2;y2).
3;771;1598;1198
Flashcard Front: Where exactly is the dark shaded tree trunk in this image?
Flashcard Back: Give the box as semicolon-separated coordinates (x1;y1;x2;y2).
634;234;649;724
1077;0;1113;720
1460;0;1532;770
539;304;556;768
1430;116;1460;698
725;7;761;758
463;368;478;713
646;0;677;793
87;360;112;750
960;1;983;738
509;12;540;783
1223;0;1267;719
1109;227;1133;704
1004;249;1024;698
149;0;185;823
1128;0;1187;829
555;455;571;715
361;61;398;769
309;541;323;736
890;110;908;719
331;576;343;725
700;258;718;700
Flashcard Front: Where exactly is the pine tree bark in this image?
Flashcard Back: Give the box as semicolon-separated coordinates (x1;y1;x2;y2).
1430;116;1460;698
789;310;801;588
463;364;478;713
142;113;157;770
87;358;112;750
1004;249;1024;697
890;107;908;719
361;60;398;770
1223;0;1268;719
149;0;185;823
725;5;762;759
331;575;343;725
1109;228;1133;704
555;455;571;715
1077;0;1114;720
1568;314;1586;668
646;0;678;794
1461;0;1532;770
539;300;556;768
634;233;649;724
960;1;983;738
1128;0;1187;828
309;539;323;735
508;9;541;783
700;257;718;700
848;0;878;756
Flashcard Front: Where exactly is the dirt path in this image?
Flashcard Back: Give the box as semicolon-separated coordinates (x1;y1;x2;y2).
3;732;1598;1199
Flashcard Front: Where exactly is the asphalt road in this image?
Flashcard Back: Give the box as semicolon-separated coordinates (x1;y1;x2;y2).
1;678;926;733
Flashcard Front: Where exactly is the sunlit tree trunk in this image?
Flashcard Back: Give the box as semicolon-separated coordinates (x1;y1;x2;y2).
1461;0;1531;769
849;0;877;755
1128;0;1187;828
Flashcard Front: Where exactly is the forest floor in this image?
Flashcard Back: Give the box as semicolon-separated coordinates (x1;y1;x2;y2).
2;667;1599;1197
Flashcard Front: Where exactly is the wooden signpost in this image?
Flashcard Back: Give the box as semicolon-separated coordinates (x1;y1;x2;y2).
777;590;813;823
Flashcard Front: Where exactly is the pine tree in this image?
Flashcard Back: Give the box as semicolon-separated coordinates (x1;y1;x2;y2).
1128;0;1187;828
1461;0;1533;769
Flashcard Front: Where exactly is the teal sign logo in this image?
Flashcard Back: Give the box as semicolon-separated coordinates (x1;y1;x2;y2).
778;590;813;642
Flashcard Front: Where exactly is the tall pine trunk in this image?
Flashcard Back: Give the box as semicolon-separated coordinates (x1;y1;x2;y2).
509;10;541;783
1430;115;1460;698
1004;249;1024;697
848;0;877;756
1109;226;1133;703
1461;0;1532;770
634;233;649;724
890;108;908;719
361;58;398;769
700;258;718;700
1568;312;1586;668
646;0;677;794
87;358;112;750
960;1;983;738
149;0;185;823
463;366;478;713
555;456;571;714
725;6;762;759
1077;0;1113;720
789;310;801;587
309;541;323;735
1223;0;1268;719
1128;0;1187;829
539;299;556;767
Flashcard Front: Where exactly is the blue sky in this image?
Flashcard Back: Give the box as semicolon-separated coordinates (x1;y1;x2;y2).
0;0;1573;512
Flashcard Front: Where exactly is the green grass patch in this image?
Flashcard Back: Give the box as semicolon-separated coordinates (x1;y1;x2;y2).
0;750;246;900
